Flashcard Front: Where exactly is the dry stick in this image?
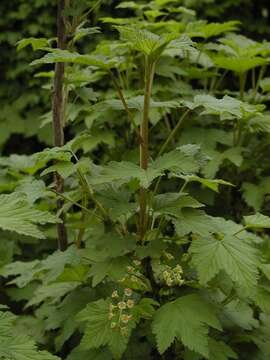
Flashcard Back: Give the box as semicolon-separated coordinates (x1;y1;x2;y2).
139;59;155;240
52;0;68;251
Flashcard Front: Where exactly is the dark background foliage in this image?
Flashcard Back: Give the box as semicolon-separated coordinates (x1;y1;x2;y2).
1;0;269;156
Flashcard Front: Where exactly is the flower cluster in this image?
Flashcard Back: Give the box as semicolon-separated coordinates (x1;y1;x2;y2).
118;259;148;290
108;288;135;336
162;264;184;287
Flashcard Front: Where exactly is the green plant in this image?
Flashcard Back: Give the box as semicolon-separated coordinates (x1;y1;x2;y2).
1;1;270;360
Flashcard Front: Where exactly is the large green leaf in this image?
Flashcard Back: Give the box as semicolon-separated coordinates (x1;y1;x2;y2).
90;145;204;188
90;161;160;188
152;294;221;356
194;94;263;120
31;49;118;69
1;246;81;287
115;26;182;61
0;310;59;360
0;193;59;238
102;96;183;112
189;233;260;289
153;193;203;217
187;21;240;39
77;299;131;359
173;209;226;237
213;56;267;73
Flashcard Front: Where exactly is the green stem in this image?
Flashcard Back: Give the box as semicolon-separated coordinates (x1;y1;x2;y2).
50;189;101;219
236;72;247;145
252;68;256;92
179;179;189;194
212;70;228;93
76;192;88;248
157;109;190;157
233;226;248;237
153;109;190;195
239;72;246;101
253;65;267;101
139;58;155;240
109;71;142;143
76;168;108;219
53;0;68;251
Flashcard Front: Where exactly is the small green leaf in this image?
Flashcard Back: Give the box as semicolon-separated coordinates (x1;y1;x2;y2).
223;300;259;330
260;77;270;92
183;175;233;192
16;37;49;51
244;213;270;229
208;339;238;360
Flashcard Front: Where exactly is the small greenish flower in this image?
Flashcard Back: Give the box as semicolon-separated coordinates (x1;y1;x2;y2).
127;299;135;309
131;275;139;283
109;303;117;311
111;290;119;298
175;264;183;273
121;314;132;323
127;266;135;273
176;278;184;286
124;288;133;297
163;270;170;279
120;326;129;336
164;252;174;260
118;301;127;310
110;322;117;329
165;277;173;287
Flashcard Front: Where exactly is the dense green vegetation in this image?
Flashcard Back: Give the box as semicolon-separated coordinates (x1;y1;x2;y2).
1;1;270;359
